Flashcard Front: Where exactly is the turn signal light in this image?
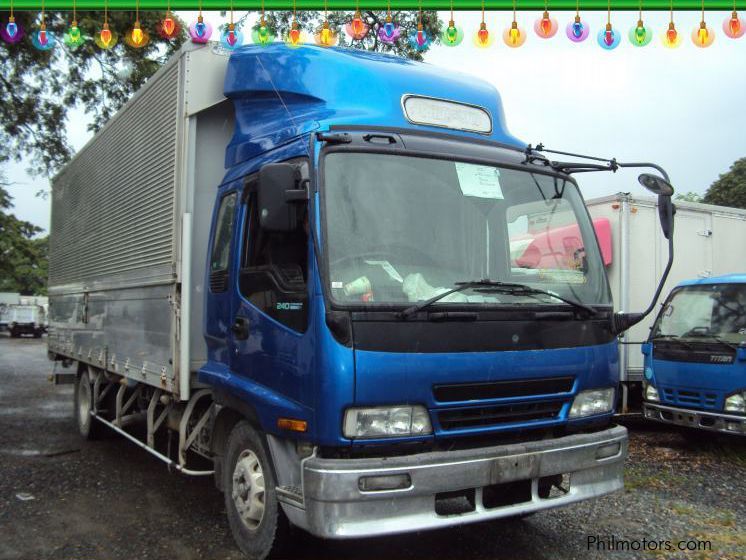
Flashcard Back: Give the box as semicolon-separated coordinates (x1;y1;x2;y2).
277;418;308;432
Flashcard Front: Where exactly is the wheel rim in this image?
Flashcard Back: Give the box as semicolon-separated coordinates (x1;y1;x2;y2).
231;449;266;530
77;373;91;429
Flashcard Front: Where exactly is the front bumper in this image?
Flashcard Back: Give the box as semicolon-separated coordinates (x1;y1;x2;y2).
644;402;746;435
284;425;627;538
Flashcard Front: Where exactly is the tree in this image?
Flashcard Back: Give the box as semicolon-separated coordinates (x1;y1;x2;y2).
0;10;185;177
675;192;703;203
247;11;442;61
703;157;746;210
0;170;48;295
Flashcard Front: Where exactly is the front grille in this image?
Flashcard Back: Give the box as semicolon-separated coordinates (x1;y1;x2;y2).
433;377;575;402
661;387;717;409
438;401;564;430
653;342;735;364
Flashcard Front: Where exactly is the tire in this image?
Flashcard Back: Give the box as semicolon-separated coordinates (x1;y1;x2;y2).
74;368;105;440
224;421;291;560
9;328;17;338
33;331;41;338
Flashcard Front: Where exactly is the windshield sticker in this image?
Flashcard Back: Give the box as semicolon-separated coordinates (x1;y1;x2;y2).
331;281;344;289
455;163;504;199
364;260;404;283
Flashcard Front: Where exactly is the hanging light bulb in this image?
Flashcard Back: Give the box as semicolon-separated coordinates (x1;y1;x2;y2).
220;23;244;49
1;0;24;45
189;1;213;43
566;1;589;43
126;21;150;48
286;20;303;47
315;20;338;47
31;1;57;50
503;2;526;48
158;3;180;40
662;21;679;48
286;1;304;49
597;23;620;49
723;8;745;38
220;1;243;49
408;22;430;51
95;22;117;49
63;1;85;49
692;1;715;47
566;17;589;42
95;2;118;49
408;5;430;52
534;5;558;39
466;2;488;47
692;21;715;47
252;19;273;45
661;2;680;48
629;4;652;47
64;20;84;48
597;2;620;50
32;22;57;50
346;6;370;41
314;2;338;48
378;2;400;46
252;1;274;45
125;1;150;48
440;2;463;46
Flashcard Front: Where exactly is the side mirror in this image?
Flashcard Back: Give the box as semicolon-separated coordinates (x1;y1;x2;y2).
612;173;676;335
257;163;307;232
638;173;675;239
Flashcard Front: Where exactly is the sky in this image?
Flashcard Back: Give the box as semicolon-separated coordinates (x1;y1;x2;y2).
5;10;746;234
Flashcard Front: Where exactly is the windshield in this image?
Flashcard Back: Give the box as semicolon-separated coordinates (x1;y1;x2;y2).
652;284;746;344
322;152;611;309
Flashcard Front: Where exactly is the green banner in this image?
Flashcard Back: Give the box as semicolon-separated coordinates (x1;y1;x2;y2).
0;1;740;10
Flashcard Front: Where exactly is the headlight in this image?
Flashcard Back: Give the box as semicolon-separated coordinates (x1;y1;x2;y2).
569;388;615;418
343;405;432;439
725;391;746;414
644;383;660;402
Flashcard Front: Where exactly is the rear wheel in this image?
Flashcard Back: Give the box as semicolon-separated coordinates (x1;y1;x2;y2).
224;421;291;560
74;368;105;440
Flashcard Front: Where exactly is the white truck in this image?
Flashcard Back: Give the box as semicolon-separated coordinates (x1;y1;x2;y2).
587;194;746;412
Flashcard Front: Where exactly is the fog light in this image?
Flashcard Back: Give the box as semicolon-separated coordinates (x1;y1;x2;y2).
644;383;660;402
358;473;411;492
596;441;621;460
726;422;742;432
724;391;746;414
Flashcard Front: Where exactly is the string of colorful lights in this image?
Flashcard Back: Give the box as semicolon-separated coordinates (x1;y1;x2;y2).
1;2;744;49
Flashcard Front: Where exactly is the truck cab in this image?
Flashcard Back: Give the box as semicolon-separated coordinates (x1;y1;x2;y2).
198;45;628;555
642;274;746;434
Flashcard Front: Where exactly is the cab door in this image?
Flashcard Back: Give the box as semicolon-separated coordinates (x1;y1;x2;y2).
229;178;312;408
204;190;239;365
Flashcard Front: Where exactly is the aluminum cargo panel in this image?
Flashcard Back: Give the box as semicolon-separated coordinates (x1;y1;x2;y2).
49;62;181;289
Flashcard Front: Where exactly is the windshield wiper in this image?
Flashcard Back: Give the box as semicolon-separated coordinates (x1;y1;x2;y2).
398;279;597;319
650;334;695;350
680;332;741;352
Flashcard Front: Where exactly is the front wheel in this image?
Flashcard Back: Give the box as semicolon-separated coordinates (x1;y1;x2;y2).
224;421;291;560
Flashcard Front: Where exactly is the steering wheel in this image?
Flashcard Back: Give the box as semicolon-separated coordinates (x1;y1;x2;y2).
683;325;711;337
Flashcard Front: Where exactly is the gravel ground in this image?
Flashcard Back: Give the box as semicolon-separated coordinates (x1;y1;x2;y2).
1;335;744;560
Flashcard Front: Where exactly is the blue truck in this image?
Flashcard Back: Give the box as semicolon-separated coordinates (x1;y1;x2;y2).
48;44;676;559
643;274;746;434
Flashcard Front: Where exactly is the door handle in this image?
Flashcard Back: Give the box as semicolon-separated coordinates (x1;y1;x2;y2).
231;317;250;340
